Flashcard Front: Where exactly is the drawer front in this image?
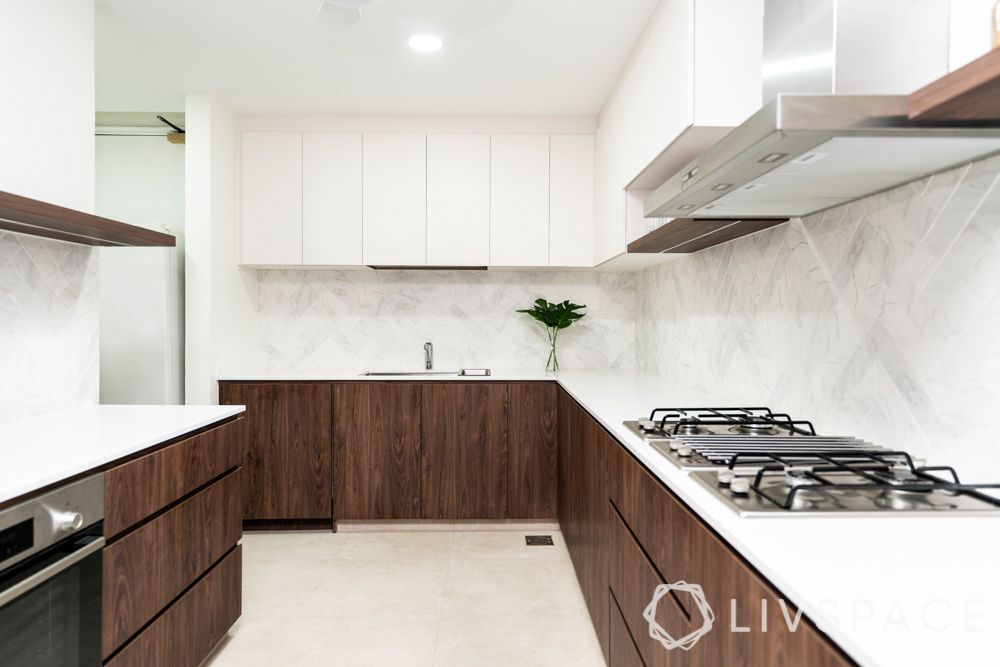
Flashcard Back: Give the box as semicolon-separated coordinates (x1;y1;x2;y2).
106;546;242;667
609;440;694;591
104;419;241;538
609;507;694;667
610;593;646;667
103;471;242;657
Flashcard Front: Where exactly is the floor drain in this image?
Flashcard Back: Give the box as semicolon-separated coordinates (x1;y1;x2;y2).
525;535;554;546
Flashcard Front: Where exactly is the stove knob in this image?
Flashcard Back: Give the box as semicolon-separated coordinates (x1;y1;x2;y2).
717;470;735;486
668;441;682;451
50;509;84;533
676;445;693;458
729;478;751;495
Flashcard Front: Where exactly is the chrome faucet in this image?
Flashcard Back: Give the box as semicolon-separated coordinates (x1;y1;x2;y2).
424;342;433;370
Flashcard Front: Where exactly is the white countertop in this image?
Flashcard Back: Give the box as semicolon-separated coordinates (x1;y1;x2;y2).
221;368;999;667
0;404;245;505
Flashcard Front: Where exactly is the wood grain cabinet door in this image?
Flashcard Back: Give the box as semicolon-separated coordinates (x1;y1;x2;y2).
421;383;508;519
558;391;610;662
508;382;558;519
687;522;854;667
333;382;422;519
219;382;332;520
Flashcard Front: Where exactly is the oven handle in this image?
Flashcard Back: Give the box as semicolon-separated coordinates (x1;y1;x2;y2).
0;536;105;609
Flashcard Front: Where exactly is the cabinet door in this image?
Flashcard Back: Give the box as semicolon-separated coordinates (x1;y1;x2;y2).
421;383;508;519
219;382;332;520
241;132;302;265
689;519;852;667
610;592;646;667
303;133;362;265
549;134;595;267
426;134;490;266
558;392;610;661
362;133;426;266
333;383;422;519
490;134;549;266
508;383;558;519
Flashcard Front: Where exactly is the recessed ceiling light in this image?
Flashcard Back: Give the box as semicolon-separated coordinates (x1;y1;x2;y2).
408;34;443;53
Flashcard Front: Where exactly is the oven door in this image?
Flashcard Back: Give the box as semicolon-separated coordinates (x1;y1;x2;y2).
0;526;103;667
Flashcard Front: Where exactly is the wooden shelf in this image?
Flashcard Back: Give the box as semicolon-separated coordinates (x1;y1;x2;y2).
627;217;788;254
0;190;175;247
909;48;1000;121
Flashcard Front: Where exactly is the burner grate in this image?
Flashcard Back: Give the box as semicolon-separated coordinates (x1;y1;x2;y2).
745;451;1000;511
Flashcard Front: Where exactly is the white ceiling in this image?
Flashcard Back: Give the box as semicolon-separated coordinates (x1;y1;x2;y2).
96;0;660;116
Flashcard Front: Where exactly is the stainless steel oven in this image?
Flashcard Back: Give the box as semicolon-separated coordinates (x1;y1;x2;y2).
0;474;104;666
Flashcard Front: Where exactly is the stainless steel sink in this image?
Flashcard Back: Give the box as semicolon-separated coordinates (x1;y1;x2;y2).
360;369;490;377
361;371;461;376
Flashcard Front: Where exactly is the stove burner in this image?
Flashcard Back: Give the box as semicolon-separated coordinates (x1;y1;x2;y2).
731;422;779;435
675;422;704;435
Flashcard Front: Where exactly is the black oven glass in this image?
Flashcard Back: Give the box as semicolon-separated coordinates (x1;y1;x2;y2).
0;531;102;667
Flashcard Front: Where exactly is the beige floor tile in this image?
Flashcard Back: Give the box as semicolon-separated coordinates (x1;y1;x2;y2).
336;530;455;561
241;558;333;619
306;557;449;617
451;530;569;560
442;557;587;619
211;528;605;667
433;605;604;667
241;531;345;562
453;520;560;532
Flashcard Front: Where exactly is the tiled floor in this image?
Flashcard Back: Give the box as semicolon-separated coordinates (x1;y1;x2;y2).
204;528;605;667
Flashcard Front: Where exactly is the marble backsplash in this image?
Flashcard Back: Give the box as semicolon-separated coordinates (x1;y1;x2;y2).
256;269;636;372
0;231;99;423
635;154;1000;481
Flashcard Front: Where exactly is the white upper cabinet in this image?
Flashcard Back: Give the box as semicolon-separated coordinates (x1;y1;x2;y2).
593;0;763;264
241;132;302;265
490;134;550;267
302;133;362;265
362;133;427;266
549;134;594;267
426;134;490;266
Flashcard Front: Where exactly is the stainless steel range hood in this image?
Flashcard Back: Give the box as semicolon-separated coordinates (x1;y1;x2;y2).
644;94;1000;219
643;0;1000;222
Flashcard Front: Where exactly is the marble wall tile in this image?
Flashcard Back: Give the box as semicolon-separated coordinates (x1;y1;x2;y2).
0;231;99;423
635;154;1000;482
256;269;636;372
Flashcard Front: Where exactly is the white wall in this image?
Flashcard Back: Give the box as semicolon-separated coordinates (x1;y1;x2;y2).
96;135;185;404
185;94;260;404
0;0;97;423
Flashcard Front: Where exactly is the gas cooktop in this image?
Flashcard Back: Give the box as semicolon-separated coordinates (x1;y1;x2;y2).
624;406;1000;516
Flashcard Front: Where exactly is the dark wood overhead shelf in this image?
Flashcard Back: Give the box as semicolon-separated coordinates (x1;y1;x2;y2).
627;217;788;254
909;48;1000;121
0;190;175;247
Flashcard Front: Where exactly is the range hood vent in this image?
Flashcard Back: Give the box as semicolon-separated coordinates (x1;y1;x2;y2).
644;94;1000;220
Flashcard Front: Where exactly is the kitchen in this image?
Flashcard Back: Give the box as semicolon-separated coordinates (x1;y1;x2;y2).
2;0;1000;665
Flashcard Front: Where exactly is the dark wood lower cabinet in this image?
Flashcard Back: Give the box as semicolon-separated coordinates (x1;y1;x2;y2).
558;386;855;667
103;471;242;658
219;382;332;521
106;546;242;667
508;383;558;519
610;592;646;667
557;390;610;661
334;382;422;519
101;417;243;667
421;383;508;519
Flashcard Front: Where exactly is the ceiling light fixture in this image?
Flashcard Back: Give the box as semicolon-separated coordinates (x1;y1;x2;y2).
408;34;443;53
